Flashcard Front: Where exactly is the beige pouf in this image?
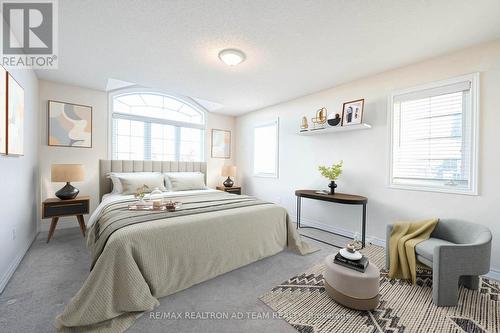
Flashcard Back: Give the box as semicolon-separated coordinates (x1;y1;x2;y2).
324;254;380;310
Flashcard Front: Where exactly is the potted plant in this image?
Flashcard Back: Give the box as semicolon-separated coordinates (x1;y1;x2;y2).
318;160;343;195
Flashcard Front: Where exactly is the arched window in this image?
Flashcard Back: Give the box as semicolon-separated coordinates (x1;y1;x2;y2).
110;91;205;161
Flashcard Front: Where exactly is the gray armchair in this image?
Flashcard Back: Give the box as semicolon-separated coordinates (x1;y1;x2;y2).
386;219;492;306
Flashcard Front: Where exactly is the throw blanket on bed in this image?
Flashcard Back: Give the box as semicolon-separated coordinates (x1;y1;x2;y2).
56;191;317;332
388;219;439;284
88;193;277;267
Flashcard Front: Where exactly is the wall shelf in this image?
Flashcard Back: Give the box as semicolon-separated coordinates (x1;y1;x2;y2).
297;123;372;136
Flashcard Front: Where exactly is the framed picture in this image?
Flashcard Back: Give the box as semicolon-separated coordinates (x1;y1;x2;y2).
342;99;364;126
7;73;24;155
211;129;231;159
0;66;6;155
48;100;92;148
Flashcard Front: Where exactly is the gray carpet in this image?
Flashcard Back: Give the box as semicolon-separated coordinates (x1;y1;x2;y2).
0;227;344;333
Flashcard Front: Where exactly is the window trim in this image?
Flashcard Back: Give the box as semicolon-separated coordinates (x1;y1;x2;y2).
387;73;479;195
107;87;207;161
253;119;280;178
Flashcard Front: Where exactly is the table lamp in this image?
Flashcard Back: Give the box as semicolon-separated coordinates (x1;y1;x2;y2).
221;165;236;188
51;164;85;200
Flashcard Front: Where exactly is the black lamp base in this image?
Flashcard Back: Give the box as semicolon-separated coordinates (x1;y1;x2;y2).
55;182;79;200
223;177;234;188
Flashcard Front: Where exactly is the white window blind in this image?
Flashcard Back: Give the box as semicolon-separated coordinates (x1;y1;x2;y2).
110;92;205;162
253;120;279;177
389;74;478;194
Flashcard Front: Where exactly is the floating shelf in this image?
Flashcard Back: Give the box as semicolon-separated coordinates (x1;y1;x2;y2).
298;123;372;136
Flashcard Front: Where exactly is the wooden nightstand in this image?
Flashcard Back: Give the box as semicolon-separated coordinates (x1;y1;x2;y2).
42;196;90;243
216;186;242;195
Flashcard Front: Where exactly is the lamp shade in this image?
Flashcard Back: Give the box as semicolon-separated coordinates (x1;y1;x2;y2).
221;165;236;177
51;164;85;182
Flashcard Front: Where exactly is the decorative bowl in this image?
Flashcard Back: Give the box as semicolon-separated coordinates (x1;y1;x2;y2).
339;248;362;260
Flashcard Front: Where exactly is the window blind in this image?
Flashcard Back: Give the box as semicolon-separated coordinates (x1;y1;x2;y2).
391;78;476;192
393;81;471;103
112;117;204;161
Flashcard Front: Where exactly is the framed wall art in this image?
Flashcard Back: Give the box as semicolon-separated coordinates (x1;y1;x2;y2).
6;73;24;155
0;65;6;155
342;98;364;126
211;129;231;159
48;100;92;148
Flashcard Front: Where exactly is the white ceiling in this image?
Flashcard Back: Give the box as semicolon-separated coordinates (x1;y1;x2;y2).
36;0;500;116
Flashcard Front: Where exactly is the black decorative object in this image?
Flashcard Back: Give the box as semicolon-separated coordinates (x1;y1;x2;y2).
51;164;84;200
327;113;341;127
55;182;80;200
329;181;337;195
221;165;236;188
223;177;234;188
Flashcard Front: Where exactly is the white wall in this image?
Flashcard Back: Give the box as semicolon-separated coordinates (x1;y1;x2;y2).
0;68;39;292
206;112;237;188
39;80;108;230
38;81;235;230
235;39;500;274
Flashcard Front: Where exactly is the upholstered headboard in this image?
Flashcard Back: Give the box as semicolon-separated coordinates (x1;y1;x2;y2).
99;160;207;201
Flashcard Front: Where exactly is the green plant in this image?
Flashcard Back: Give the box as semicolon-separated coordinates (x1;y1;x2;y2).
318;160;343;181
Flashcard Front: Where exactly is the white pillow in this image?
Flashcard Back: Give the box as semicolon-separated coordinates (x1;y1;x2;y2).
108;172;166;194
164;172;206;191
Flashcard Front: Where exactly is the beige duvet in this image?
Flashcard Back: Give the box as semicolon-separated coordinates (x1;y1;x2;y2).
55;191;316;332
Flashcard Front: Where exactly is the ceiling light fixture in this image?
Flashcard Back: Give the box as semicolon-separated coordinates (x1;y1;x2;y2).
218;48;246;66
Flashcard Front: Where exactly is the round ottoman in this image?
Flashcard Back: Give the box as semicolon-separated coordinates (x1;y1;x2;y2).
323;254;380;310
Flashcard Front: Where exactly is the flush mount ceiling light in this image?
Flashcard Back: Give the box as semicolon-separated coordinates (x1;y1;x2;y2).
218;48;246;66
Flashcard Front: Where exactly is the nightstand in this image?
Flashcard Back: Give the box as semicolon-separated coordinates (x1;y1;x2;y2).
216;186;242;195
42;196;90;243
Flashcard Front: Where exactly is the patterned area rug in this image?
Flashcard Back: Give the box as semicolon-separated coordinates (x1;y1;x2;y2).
260;245;500;333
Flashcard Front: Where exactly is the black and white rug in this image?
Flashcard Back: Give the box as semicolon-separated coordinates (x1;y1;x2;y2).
260;245;499;333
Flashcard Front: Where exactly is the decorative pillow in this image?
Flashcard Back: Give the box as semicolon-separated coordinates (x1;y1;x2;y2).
109;172;166;194
107;173;123;194
164;172;206;191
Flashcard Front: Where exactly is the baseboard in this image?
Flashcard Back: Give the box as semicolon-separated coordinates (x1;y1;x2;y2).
291;215;385;247
0;231;38;293
291;215;500;281
485;268;500;281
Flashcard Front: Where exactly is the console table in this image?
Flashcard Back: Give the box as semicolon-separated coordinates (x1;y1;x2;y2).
295;190;368;248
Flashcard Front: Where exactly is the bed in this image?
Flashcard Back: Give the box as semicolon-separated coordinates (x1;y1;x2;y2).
55;160;316;332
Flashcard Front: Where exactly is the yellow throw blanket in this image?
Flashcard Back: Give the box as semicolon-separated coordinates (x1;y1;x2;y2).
388;219;438;284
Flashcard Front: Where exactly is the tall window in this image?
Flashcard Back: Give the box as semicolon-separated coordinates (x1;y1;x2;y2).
111;92;205;161
253;119;279;177
389;74;478;195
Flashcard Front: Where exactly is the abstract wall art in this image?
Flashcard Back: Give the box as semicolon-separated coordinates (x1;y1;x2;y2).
211;129;231;159
7;73;24;155
48;100;92;148
0;66;6;155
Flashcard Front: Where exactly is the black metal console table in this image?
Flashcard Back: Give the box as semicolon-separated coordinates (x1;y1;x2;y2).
295;190;368;248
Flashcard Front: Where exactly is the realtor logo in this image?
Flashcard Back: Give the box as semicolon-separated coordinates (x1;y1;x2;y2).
1;0;58;68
